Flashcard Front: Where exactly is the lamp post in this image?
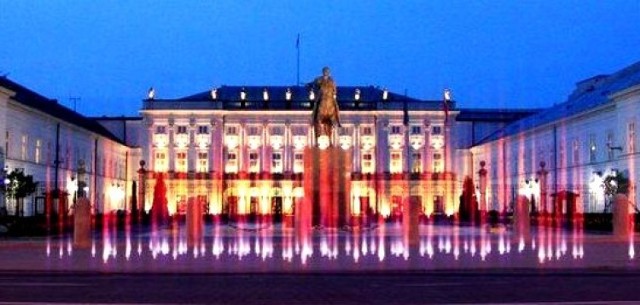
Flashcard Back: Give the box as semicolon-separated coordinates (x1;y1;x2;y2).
137;160;147;219
536;161;548;213
478;161;487;212
2;165;9;215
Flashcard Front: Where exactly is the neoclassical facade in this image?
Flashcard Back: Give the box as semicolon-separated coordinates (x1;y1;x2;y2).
6;61;637;219
0;77;137;216
469;61;640;214
140;86;462;218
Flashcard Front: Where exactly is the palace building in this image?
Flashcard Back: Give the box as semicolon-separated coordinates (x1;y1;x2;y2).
4;61;639;218
139;85;463;218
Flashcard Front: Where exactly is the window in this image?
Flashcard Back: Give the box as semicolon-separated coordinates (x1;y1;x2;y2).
155;125;166;134
411;152;422;173
197;152;208;173
176;126;188;134
271;127;284;136
226;126;238;135
390;126;402;134
589;134;596;163
176;152;187;172
432;126;442;135
390;152;402;173
272;152;283;173
248;126;260;136
35;139;41;164
361;126;373;135
411;126;421;135
572;139;580;165
4;131;8;158
559;143;565;166
292;126;307;136
433;153;442;160
293;153;304;173
154;152;167;172
362;153;374;174
197;126;209;134
21;135;27;160
225;152;238;173
628;122;636;153
249;152;260;173
606;132;614;160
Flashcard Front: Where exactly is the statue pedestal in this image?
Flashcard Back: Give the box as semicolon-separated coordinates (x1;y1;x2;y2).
73;198;91;249
303;146;352;228
186;197;203;247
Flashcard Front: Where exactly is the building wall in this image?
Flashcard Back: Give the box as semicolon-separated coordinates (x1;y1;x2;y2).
139;107;460;216
470;87;640;214
0;88;134;216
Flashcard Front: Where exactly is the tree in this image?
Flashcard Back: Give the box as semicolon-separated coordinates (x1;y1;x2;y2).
459;176;478;222
603;171;636;213
5;169;38;217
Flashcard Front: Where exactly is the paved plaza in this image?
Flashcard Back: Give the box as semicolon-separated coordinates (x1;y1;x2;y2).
0;223;638;304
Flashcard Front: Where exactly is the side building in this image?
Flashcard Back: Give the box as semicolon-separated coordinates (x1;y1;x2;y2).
469;61;640;214
0;77;138;216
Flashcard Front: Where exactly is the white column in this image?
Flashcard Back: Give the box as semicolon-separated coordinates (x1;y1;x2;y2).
208;120;216;173
284;121;291;173
239;122;246;173
353;123;361;172
187;124;196;173
168;119;175;172
424;122;431;173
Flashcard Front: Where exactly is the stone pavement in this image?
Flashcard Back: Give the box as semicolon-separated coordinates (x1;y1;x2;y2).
0;223;637;274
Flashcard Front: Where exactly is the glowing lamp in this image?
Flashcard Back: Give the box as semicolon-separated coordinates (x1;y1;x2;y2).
147;87;155;99
210;88;217;100
354;89;361;101
240;88;246;100
263;88;269;101
443;88;451;101
382;88;388;100
317;135;330;150
309;90;315;100
286;88;292;100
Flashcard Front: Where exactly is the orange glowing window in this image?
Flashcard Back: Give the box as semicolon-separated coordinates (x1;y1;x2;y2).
176;152;187;172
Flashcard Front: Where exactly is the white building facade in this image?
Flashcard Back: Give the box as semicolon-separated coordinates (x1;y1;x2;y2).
469;61;640;214
0;77;138;216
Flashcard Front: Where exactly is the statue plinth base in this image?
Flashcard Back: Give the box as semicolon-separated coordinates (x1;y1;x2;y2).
303;146;352;228
73;198;92;249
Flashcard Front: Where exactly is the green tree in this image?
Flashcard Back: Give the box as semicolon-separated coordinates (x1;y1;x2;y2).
6;169;38;217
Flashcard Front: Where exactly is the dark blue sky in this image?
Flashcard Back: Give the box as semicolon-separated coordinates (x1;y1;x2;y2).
1;1;639;116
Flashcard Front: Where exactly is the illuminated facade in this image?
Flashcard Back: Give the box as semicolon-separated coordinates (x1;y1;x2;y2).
469;61;640;214
0;77;137;216
140;86;463;217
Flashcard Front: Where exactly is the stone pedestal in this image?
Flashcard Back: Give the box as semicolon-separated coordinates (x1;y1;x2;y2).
186;197;203;247
73;198;91;249
613;194;633;240
303;146;352;228
513;195;531;241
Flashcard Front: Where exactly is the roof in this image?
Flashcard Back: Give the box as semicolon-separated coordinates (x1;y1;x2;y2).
143;85;451;111
456;108;541;122
0;76;126;145
476;60;640;145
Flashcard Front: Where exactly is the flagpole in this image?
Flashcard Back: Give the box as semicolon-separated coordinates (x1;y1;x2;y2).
296;34;300;85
